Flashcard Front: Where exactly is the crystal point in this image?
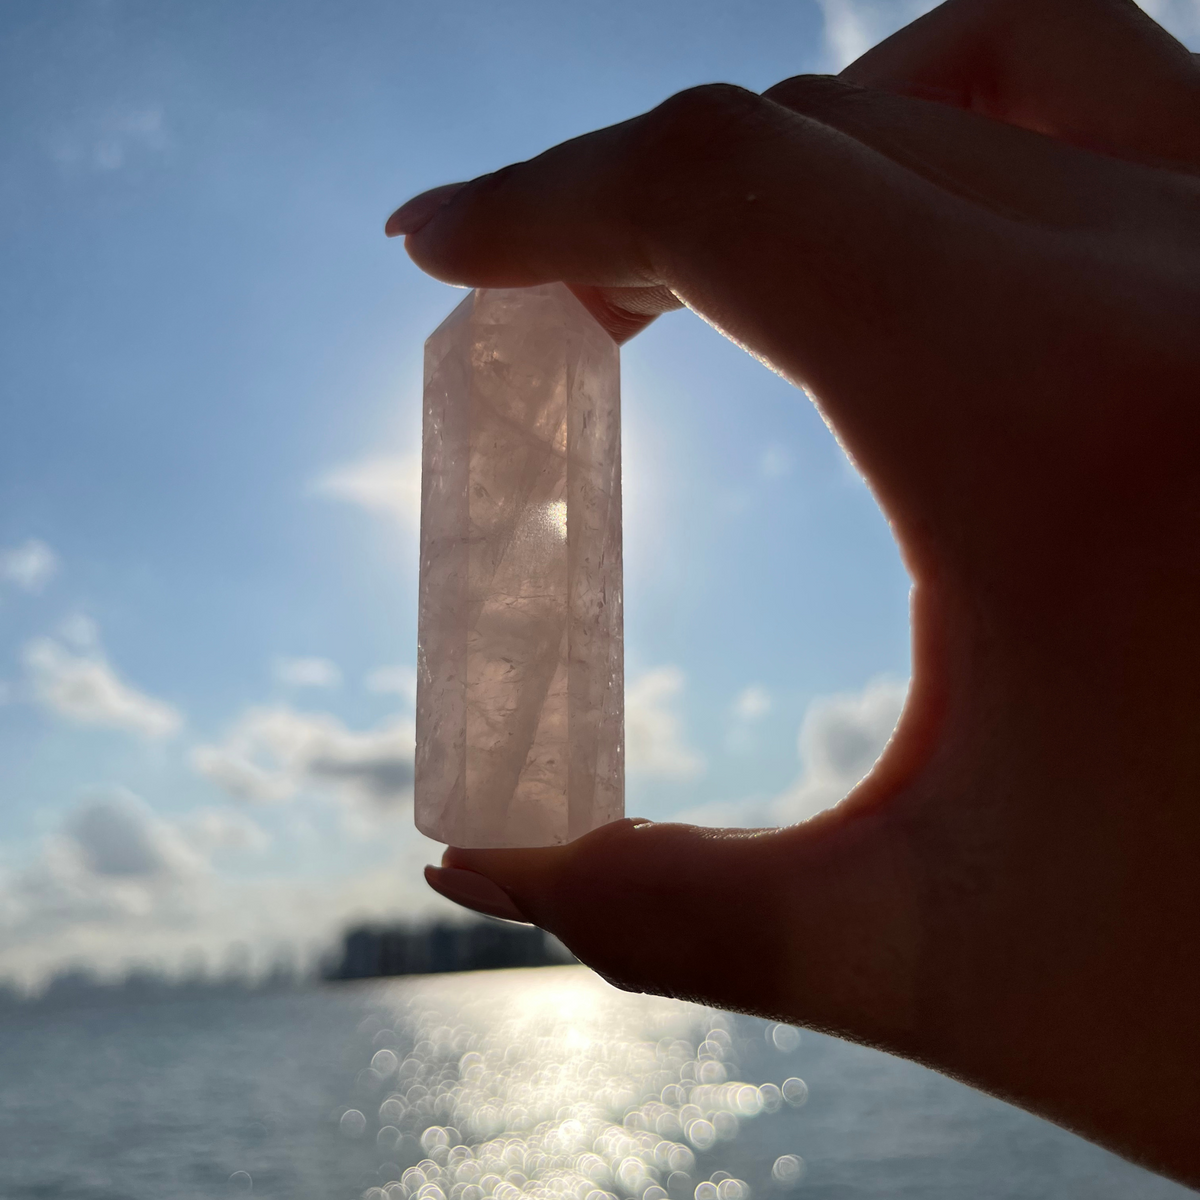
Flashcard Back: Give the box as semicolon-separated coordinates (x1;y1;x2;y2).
416;284;624;848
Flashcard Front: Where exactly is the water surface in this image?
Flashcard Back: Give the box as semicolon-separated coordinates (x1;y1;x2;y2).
0;966;1188;1199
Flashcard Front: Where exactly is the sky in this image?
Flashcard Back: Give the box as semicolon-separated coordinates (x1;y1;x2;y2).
1;0;1197;989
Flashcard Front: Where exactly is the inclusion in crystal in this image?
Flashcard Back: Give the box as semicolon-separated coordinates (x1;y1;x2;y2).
415;283;623;848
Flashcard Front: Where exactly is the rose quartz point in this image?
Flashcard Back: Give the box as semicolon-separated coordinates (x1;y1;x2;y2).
415;284;624;848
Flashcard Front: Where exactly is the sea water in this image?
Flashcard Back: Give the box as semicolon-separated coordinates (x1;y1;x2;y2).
0;966;1187;1200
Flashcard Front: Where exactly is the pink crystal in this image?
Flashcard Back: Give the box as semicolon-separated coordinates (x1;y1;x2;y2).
415;284;624;848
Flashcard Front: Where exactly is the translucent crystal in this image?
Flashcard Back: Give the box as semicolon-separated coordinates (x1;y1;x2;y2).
415;284;624;848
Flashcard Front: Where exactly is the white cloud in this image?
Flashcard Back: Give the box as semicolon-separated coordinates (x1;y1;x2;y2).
192;706;415;807
316;453;422;529
678;676;907;829
365;664;418;703
23;636;182;739
726;686;773;753
0;539;59;593
63;791;203;881
274;656;341;689
775;675;908;822
817;0;938;68
0;788;449;990
52;106;168;172
626;667;705;780
181;807;272;855
0;791;209;960
733;685;771;722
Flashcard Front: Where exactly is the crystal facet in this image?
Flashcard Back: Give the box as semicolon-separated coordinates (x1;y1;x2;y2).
415;284;624;848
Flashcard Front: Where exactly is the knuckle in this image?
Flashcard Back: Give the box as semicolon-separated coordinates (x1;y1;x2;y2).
641;83;764;157
627;83;768;226
651;81;762;129
762;73;858;114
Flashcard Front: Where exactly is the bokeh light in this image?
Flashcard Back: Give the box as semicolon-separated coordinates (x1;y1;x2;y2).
770;1157;805;1187
342;970;808;1200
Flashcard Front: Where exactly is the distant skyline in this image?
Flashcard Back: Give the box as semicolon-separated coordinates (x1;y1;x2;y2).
1;0;1196;989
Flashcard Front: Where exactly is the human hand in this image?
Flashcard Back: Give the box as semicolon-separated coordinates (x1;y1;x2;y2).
388;0;1200;1184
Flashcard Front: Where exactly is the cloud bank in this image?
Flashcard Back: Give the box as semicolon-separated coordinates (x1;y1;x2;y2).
680;675;908;829
773;675;908;823
23;636;182;738
192;706;415;807
0;788;446;990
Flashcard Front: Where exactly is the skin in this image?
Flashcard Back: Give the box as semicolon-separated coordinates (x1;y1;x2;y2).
386;0;1200;1185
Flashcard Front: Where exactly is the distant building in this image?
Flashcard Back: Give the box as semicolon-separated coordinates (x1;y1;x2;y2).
327;919;571;981
0;920;573;1009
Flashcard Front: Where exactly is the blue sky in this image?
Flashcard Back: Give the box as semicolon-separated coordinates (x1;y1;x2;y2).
2;0;1196;987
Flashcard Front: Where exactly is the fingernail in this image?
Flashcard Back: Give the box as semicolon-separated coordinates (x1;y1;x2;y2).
425;866;530;924
385;182;466;237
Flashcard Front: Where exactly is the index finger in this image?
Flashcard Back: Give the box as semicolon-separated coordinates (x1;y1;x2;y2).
840;0;1200;169
390;83;1074;551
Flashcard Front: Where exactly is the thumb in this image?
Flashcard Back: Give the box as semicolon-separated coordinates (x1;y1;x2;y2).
427;814;924;1049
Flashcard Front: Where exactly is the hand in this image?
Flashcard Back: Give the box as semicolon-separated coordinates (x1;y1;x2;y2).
388;0;1200;1184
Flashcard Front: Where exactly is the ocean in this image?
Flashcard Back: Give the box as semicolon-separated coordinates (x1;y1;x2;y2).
0;966;1189;1199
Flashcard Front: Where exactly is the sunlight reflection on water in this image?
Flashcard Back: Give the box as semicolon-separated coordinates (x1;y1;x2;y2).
2;972;1192;1198
340;967;807;1200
